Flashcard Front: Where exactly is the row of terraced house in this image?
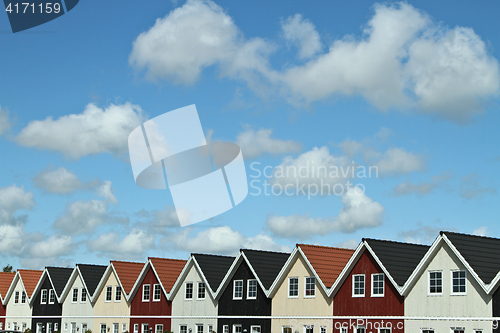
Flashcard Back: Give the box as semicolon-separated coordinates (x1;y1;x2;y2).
0;231;499;333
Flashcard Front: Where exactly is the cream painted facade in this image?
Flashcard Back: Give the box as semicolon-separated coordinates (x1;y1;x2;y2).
271;255;333;333
404;243;492;333
5;277;32;331
93;270;130;333
171;263;218;333
61;273;95;333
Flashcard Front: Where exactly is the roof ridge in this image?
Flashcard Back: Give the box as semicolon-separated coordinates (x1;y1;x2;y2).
241;248;290;254
110;260;142;264
77;263;107;267
363;238;430;247
18;269;43;272
148;257;187;262
192;253;234;259
297;243;355;252
441;230;500;241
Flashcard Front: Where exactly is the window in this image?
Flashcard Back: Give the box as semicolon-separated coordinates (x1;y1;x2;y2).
233;280;243;299
15;291;19;304
185;282;193;300
100;324;106;333
22;323;27;331
142;284;150;301
452;271;466;294
72;288;79;303
304;325;313;333
251;326;261;333
305;277;315;297
223;326;229;333
21;291;26;303
353;275;365;297
82;324;87;333
247;279;257;299
357;327;366;333
208;325;213;333
113;323;119;333
134;324;139;333
180;326;187;333
429;271;443;294
106;286;113;301
153;284;161;301
422;330;434;333
156;325;163;333
372;273;384;296
379;329;391;333
283;327;292;333
81;288;87;302
41;289;48;304
65;323;68;331
71;323;76;333
197;325;204;333
115;286;122;301
341;328;348;333
452;328;465;333
122;324;127;332
49;289;56;304
289;277;299;297
55;323;58;332
198;282;206;299
13;322;17;331
233;325;242;333
142;324;148;333
320;327;326;333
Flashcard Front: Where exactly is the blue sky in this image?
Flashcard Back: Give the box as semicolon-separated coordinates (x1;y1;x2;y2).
0;0;499;269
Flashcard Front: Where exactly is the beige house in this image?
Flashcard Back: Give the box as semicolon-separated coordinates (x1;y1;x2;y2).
268;244;353;333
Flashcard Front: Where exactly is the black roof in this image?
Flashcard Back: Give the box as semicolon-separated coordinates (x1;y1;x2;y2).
443;231;500;284
192;254;235;292
46;267;73;297
364;238;430;287
77;264;107;297
242;249;290;290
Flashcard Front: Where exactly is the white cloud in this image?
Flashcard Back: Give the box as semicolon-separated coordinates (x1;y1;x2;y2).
473;226;489;237
0;224;26;255
460;173;496;200
266;188;384;239
136;205;181;231
236;127;302;158
375;148;425;176
282;14;322;59
16;102;144;159
397;223;445;244
172;226;289;255
391;171;454;196
335;239;359;249
88;229;155;259
54;200;108;234
33;167;83;194
97;181;118;205
0;107;11;136
0;184;35;225
26;234;73;258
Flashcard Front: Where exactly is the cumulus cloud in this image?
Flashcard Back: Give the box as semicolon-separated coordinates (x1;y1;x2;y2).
132;1;499;121
0;184;35;225
16;102;144;159
33;167;83;194
375;148;425;176
0;107;12;136
172;226;290;255
0;224;26;256
473;226;489;237
266;188;384;239
236;127;302;158
282;14;322;59
97;181;118;205
397;223;449;244
335;238;359;249
460;173;496;200
391;171;454;196
53;200;108;234
88;229;155;259
26;234;73;258
135;205;181;231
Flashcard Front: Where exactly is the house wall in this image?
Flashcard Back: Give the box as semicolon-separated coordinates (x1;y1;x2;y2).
93;270;130;333
404;243;492;333
130;267;172;333
171;264;218;333
333;251;404;333
31;276;62;333
0;302;7;330
61;274;95;333
6;278;32;331
272;255;333;333
217;261;270;333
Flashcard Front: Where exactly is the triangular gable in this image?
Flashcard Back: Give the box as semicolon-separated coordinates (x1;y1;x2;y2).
94;260;144;303
0;272;15;303
6;269;43;305
60;264;107;304
46;267;73;301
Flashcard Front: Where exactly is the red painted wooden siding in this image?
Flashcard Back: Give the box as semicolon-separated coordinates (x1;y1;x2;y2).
130;267;172;333
0;304;5;329
333;250;404;333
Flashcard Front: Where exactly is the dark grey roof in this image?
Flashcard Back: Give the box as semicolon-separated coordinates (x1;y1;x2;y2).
242;249;290;290
46;267;73;297
364;238;430;287
77;264;107;297
192;254;235;292
443;231;500;284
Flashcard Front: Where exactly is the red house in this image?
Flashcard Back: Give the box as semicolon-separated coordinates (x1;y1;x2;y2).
129;257;187;333
0;272;15;330
330;239;429;333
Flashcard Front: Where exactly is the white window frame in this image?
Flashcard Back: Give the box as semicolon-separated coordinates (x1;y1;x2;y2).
153;284;161;302
208;325;213;333
55;323;59;332
251;326;261;333
197;325;204;333
15;291;19;304
304;276;315;298
247;279;257;300
115;286;122;302
142;284;150;302
113;323;119;333
233;325;242;333
185;282;193;300
179;325;187;333
48;323;54;333
421;330;435;333
451;328;465;333
100;325;106;333
49;289;56;304
356;327;366;333
71;323;76;333
65;323;68;331
288;277;299;298
378;328;391;333
106;286;113;302
303;325;314;333
72;288;79;303
451;270;467;295
81;288;87;303
352;274;365;297
41;289;48;304
141;324;148;333
233;280;243;300
223;326;229;333
82;324;87;333
21;291;26;304
320;327;327;333
371;273;385;297
341;327;348;333
197;282;206;300
428;270;443;295
282;327;292;333
156;324;163;333
122;324;127;332
134;324;139;333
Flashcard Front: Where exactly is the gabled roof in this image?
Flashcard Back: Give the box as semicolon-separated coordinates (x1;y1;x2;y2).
46;267;73;298
17;269;43;298
60;264;107;303
0;272;15;302
169;254;235;301
94;260;144;303
329;238;429;297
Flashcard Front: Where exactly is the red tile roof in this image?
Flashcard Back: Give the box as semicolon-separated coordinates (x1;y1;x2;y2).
0;272;15;298
17;269;43;298
149;257;187;293
298;244;354;288
111;260;144;295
